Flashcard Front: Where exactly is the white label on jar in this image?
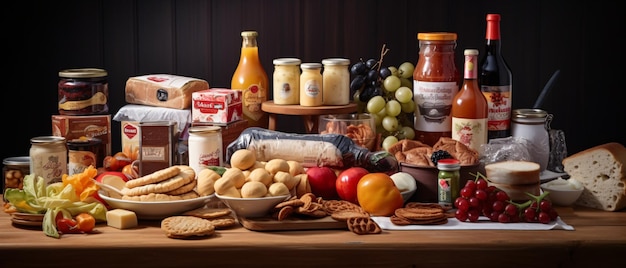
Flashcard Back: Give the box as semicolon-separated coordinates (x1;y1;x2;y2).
30;151;67;185
451;117;488;152
305;80;320;97
413;80;458;132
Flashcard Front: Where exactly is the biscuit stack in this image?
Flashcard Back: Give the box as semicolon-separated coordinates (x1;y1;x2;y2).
120;165;200;201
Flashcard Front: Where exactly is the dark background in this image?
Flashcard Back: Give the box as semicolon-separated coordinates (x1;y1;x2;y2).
3;0;624;164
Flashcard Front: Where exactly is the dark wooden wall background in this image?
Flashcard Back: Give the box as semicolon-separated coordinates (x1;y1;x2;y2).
4;0;624;164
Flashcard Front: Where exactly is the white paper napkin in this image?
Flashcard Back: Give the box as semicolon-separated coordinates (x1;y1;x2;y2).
371;216;574;231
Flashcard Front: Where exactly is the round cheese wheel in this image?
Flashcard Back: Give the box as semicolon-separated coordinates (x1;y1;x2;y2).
485;161;541;185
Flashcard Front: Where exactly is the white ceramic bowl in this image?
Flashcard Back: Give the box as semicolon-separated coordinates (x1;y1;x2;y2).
540;178;584;206
216;194;290;218
98;190;215;220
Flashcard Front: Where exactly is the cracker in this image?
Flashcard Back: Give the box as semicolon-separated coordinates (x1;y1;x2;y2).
330;210;369;222
166;179;198;195
207;215;238;229
161;216;215;239
122;171;194;196
183;207;232;219
126;166;181;188
122;191;199;202
347;217;382;235
322;199;365;214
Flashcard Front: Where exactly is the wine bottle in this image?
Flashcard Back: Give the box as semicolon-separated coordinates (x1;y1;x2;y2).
452;49;488;152
479;14;513;140
231;31;269;128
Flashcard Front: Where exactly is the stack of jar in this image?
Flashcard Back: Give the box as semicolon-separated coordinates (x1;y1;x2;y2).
272;58;351;107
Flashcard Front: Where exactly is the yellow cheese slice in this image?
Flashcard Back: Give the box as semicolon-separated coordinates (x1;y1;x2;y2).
106;209;138;229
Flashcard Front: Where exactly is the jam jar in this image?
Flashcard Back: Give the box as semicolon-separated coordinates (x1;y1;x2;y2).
58;68;109;115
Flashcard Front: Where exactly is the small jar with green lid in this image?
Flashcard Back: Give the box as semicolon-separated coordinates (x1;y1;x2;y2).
437;158;461;206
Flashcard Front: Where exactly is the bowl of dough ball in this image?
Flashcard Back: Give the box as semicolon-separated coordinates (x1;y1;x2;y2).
319;113;377;151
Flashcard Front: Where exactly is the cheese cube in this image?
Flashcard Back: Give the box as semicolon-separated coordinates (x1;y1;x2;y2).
106;209;138;229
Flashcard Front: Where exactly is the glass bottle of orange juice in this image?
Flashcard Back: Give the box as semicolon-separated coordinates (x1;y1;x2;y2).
231;31;269;128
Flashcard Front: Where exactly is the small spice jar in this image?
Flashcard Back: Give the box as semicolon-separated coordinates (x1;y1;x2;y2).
322;58;351;105
3;156;30;201
300;63;323;107
273;58;302;105
437;158;460;206
30;136;67;185
58;68;109;115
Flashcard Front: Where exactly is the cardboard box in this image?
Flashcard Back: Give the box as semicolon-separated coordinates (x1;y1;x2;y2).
52;114;112;158
192;89;243;125
121;121;140;161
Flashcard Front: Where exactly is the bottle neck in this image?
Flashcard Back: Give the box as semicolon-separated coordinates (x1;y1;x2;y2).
242;36;258;48
464;53;478;80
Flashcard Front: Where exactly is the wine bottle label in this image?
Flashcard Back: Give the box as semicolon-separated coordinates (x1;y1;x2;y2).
451;117;488;152
242;84;267;121
413;81;458;132
481;85;512;131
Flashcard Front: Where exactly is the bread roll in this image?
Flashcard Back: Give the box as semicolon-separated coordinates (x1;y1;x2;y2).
485;161;541;185
562;142;626;211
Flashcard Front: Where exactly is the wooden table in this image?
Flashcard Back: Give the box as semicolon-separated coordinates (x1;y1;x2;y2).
1;199;624;268
261;101;357;133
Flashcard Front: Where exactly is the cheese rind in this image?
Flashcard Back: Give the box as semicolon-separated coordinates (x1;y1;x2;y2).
106;209;138;229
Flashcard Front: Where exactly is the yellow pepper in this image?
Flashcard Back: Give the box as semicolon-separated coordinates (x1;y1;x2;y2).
356;173;404;216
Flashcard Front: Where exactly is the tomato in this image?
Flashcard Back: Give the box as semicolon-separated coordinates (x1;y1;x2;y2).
356;173;404;216
56;218;81;234
306;167;338;199
75;213;96;233
335;167;369;204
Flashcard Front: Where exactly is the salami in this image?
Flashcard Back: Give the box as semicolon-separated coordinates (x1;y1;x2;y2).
226;127;398;174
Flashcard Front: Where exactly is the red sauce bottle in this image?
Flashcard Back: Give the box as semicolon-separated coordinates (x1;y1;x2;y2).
413;33;460;146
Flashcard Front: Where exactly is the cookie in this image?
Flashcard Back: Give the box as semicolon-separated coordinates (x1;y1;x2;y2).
122;169;195;196
347;217;382;235
322;199;366;214
166;179;198;195
207;216;238;229
121;191;199;202
161;216;215;239
330;210;370;222
183;207;232;219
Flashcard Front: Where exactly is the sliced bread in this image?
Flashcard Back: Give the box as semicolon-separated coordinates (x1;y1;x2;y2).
484;161;541;185
562;142;626;211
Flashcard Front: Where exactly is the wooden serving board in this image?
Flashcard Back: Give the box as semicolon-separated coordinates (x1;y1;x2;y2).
238;216;348;231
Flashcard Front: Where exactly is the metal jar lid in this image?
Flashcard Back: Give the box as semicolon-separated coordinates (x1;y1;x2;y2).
59;68;108;78
512;109;548;122
3;156;30;166
189;126;222;134
321;58;350;66
30;136;66;145
301;63;322;69
273;58;302;66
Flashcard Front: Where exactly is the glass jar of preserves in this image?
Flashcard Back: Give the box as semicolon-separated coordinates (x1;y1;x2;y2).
30;136;67;185
272;58;302;105
511;109;553;172
322;58;350;105
3;156;30;201
300;63;323;107
187;126;223;176
437;158;460;206
413;32;460;147
58;68;109;115
67;137;102;175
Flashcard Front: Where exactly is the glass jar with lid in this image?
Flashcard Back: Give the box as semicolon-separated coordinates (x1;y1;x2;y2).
272;58;302;105
413;32;460;147
322;58;350;105
3;156;30;201
511;109;553;171
300;63;323;107
30;136;67;185
58;68;109;115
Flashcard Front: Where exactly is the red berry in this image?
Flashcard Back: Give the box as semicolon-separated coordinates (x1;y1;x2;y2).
455;209;468;222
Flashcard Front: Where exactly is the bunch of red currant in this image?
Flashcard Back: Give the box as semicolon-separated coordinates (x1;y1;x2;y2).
454;173;559;224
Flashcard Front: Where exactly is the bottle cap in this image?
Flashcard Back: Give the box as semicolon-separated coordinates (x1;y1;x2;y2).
241;31;258;37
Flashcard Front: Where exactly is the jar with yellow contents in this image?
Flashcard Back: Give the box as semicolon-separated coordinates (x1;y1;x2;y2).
272;58;301;105
300;63;323;107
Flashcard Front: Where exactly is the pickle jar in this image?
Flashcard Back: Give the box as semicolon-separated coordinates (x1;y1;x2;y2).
273;58;302;105
58;68;109;115
3;156;30;200
437;158;460;206
322;58;350;105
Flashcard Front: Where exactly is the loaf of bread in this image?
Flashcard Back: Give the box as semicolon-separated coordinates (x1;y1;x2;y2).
485;161;541;201
125;74;209;109
562;142;626;211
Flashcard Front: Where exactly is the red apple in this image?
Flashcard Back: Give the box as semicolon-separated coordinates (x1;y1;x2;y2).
306;166;339;200
336;167;369;204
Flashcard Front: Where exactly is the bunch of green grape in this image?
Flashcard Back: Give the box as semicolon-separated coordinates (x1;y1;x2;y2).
350;58;417;150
